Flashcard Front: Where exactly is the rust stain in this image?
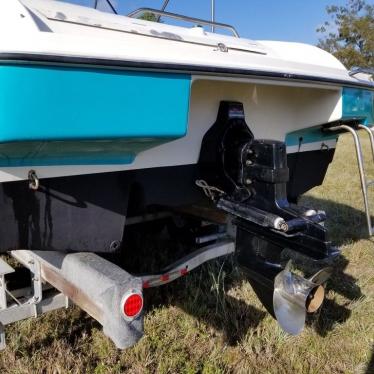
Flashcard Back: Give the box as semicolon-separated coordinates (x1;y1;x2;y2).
41;266;103;323
174;203;228;224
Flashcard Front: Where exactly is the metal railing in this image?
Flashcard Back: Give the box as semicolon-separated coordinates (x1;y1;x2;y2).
327;124;374;236
155;0;171;22
94;0;118;14
127;8;240;38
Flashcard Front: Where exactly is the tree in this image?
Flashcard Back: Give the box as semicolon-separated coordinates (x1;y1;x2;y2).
317;0;374;69
139;12;158;22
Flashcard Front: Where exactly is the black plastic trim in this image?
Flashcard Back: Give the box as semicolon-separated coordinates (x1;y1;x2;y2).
287;148;335;201
0;53;373;90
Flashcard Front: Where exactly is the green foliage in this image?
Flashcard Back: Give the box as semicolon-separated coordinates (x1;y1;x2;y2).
317;0;374;69
139;11;158;22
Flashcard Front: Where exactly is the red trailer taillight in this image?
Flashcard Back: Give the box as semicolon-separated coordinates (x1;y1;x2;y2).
122;292;143;319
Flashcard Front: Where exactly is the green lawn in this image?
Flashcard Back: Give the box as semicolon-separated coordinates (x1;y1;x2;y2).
0;133;373;374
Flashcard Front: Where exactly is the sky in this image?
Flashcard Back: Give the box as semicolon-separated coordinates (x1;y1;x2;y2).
62;0;349;44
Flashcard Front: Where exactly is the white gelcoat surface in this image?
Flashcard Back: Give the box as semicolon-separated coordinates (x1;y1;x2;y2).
0;0;358;83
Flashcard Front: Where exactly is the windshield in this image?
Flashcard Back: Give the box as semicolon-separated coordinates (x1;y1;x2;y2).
59;1;239;37
60;1;216;25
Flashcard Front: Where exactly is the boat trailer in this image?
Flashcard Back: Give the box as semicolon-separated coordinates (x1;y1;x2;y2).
0;216;331;348
0;238;235;349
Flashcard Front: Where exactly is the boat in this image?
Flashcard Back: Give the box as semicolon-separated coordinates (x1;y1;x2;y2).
0;0;373;343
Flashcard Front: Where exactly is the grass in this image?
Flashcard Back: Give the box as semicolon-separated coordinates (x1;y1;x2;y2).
1;133;374;373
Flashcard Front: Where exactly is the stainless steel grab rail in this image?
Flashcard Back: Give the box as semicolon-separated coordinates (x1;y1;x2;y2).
156;0;171;22
94;0;118;14
327;124;374;236
127;8;240;38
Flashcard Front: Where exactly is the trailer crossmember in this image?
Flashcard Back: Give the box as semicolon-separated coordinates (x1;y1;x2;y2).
141;239;235;288
0;238;235;349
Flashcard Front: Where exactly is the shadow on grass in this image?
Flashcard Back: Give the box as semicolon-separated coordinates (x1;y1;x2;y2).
300;196;366;337
305;252;363;337
15;309;100;358
300;195;373;246
366;346;374;374
143;260;267;346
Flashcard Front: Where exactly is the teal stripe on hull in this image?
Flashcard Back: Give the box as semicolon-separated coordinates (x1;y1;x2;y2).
0;65;191;166
342;87;374;125
285;127;338;147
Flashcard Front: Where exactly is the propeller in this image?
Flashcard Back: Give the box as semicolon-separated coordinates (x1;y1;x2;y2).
273;261;332;335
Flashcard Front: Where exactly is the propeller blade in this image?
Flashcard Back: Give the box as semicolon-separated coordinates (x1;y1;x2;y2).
272;263;331;335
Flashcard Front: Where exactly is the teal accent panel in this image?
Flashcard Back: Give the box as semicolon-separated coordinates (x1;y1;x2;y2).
0;65;191;166
342;87;374;125
286;126;338;147
0;139;169;167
